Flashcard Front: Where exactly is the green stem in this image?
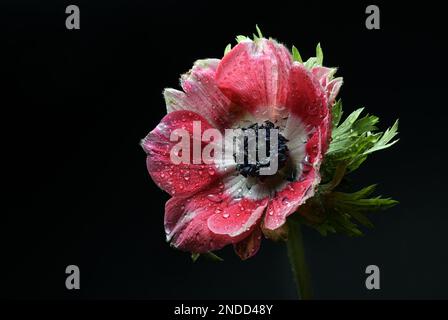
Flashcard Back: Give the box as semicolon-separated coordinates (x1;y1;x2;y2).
286;219;313;300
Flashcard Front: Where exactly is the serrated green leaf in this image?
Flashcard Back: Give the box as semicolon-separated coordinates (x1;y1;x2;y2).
363;120;399;155
352;114;379;133
331;108;364;139
331;100;343;128
347;210;374;228
292;45;303;63
300;93;398;237
334;184;378;200
330;212;363;237
338;197;399;212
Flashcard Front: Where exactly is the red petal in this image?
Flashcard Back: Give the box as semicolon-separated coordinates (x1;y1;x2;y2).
165;195;233;253
164;59;238;130
207;197;267;237
311;66;336;88
286;63;329;129
263;169;317;230
311;66;343;107
165;178;267;253
233;226;262;260
141;110;227;197
215;39;292;120
326;77;343;107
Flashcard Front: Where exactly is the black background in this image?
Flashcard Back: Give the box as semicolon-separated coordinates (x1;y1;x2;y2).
2;0;447;299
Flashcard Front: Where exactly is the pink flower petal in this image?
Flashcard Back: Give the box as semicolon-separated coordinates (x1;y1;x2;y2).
326;77;343;107
233;226;262;260
263;168;317;230
286;63;329;129
165;195;234;253
311;66;343;107
207;197;267;237
164;59;238;130
215;39;292;120
311;66;336;88
141;110;227;197
165;181;267;253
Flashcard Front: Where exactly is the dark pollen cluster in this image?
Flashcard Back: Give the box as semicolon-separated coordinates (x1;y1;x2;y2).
235;121;289;177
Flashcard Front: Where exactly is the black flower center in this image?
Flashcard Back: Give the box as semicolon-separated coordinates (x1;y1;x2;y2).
234;121;289;177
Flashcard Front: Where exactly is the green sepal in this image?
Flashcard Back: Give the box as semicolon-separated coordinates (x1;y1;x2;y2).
224;43;232;55
292;45;303;63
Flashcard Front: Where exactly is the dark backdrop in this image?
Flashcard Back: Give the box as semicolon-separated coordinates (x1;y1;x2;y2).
2;0;447;299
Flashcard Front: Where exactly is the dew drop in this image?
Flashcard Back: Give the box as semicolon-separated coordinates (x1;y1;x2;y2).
207;194;223;203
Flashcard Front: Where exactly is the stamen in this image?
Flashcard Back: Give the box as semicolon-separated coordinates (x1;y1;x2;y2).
234;121;289;177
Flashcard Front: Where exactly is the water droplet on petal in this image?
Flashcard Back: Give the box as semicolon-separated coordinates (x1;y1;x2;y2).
207;194;223;203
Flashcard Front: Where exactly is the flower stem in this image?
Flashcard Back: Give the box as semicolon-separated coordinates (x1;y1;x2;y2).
286;219;313;300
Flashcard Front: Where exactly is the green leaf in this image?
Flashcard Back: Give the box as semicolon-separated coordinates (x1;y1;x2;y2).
190;252;224;262
255;24;263;38
304;57;317;69
363;120;399;155
292;45;303;63
303;99;399;237
236;35;248;43
347;210;374;228
331;100;343;128
316;43;323;65
322;101;399;181
191;253;200;262
331;107;364;139
224;43;232;55
203;252;224;262
335;184;378;200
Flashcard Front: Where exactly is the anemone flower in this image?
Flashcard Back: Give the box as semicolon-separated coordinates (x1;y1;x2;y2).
141;28;398;299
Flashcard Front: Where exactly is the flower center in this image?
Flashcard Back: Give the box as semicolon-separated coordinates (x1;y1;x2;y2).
234;121;289;177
